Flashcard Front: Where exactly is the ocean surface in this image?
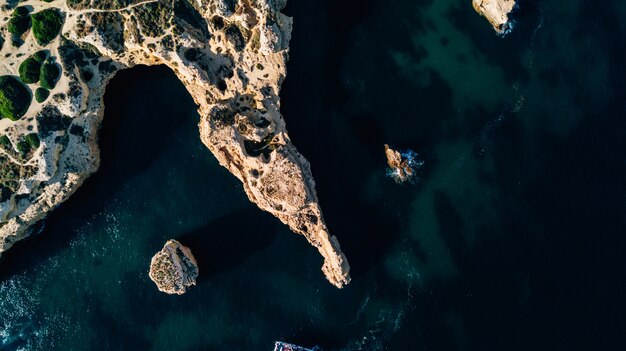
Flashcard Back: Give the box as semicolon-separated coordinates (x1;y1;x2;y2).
1;0;625;349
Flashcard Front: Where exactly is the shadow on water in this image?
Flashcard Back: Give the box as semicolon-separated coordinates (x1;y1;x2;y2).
281;0;457;282
177;209;280;282
86;294;152;350
0;65;199;280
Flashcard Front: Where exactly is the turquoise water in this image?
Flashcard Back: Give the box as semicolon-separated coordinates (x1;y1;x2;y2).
2;0;626;349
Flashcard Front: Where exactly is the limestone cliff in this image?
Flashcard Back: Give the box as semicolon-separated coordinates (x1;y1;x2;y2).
472;0;516;34
0;0;350;288
149;239;198;295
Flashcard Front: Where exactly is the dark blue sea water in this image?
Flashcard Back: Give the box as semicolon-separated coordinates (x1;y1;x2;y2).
1;0;626;349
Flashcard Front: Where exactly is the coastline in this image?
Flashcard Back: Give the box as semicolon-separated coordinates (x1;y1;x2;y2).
0;0;350;287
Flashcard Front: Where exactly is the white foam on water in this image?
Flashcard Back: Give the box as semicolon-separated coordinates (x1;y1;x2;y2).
343;280;417;350
0;266;71;351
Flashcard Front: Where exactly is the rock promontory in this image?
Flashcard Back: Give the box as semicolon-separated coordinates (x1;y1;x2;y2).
149;240;198;295
472;0;516;34
0;0;350;288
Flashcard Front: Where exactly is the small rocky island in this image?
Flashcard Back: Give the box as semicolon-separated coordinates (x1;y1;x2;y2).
0;0;350;288
149;240;198;295
385;144;423;184
472;0;516;34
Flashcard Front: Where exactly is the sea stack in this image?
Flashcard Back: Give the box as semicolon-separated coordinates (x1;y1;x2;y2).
385;144;423;184
149;240;199;295
472;0;516;34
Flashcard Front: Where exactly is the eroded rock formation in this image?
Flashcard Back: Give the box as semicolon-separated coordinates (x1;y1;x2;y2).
384;144;423;184
0;0;350;288
149;239;198;295
472;0;516;34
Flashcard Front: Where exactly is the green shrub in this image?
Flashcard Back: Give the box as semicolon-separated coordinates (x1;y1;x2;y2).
13;6;30;17
0;76;32;121
31;9;64;46
35;87;50;103
39;62;61;89
16;140;31;154
25;133;40;149
18;57;42;84
0;135;10;148
32;50;48;63
8;15;31;37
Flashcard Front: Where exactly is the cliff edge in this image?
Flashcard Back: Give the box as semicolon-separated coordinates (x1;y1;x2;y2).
472;0;516;34
0;0;350;288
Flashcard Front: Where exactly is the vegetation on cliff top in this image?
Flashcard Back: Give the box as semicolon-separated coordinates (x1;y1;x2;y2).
13;6;30;17
0;136;10;149
32;50;49;63
8;6;31;46
0;76;31;121
35;87;50;103
24;133;41;149
19;57;42;84
40;62;61;90
32;9;64;46
136;2;171;38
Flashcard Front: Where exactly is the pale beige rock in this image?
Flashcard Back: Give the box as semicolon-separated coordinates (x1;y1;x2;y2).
0;0;350;288
472;0;516;34
149;240;198;295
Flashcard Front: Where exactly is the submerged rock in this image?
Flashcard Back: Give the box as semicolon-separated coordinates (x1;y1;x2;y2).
472;0;516;35
385;144;424;184
149;240;198;295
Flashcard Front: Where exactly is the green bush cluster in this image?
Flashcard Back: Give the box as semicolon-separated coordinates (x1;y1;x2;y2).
136;2;170;37
40;62;61;89
35;87;50;103
33;50;48;63
16;51;57;104
14;133;40;155
17;50;59;96
0;135;10;148
0;156;19;196
18;57;42;84
13;6;30;17
8;6;31;41
25;133;40;149
16;140;30;154
31;9;64;46
0;76;31;121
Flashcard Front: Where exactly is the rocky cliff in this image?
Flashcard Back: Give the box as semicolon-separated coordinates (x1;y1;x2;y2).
472;0;516;34
0;0;350;288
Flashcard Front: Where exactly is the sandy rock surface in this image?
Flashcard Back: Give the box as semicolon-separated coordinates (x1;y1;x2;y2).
472;0;516;34
149;239;198;295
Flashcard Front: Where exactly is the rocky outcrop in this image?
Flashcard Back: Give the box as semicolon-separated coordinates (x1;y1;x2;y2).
149;240;198;295
472;0;516;34
385;144;423;184
0;0;350;288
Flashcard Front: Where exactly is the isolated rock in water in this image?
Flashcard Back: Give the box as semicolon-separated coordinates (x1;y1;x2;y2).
0;0;350;288
472;0;516;34
385;144;424;184
149;240;198;295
